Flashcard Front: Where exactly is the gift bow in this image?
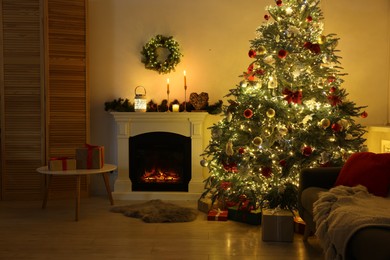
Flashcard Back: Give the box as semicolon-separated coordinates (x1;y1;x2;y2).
282;88;302;104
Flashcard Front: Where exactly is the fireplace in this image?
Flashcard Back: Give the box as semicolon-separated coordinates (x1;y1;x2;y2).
129;132;191;192
110;112;208;200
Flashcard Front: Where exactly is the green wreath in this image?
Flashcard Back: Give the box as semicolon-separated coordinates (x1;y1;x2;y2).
141;35;183;74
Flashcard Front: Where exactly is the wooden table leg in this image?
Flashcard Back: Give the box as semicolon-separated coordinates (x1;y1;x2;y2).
75;175;81;221
102;172;114;205
42;174;52;209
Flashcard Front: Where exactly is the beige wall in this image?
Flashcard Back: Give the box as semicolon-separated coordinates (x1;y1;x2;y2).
88;0;390;193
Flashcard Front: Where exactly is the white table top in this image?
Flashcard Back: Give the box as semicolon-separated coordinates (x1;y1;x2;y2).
36;164;117;176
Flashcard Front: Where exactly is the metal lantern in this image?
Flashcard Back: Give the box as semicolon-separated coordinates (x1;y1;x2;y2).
134;86;147;112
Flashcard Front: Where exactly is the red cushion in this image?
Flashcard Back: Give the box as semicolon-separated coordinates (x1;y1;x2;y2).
334;152;390;197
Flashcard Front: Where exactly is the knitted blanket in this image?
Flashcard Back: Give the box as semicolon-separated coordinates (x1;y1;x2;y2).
313;185;390;260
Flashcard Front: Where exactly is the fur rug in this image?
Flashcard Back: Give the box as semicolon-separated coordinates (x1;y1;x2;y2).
110;199;198;223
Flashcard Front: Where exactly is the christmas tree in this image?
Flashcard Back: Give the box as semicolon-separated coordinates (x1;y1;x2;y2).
201;0;367;211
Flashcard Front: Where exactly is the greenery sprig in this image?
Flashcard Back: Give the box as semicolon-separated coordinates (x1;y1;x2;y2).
105;98;223;115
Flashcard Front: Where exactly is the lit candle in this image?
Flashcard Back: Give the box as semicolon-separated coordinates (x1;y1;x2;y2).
183;70;187;87
167;78;170;92
172;104;179;112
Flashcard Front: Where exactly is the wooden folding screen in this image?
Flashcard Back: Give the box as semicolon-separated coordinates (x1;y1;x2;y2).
0;0;44;200
0;0;88;200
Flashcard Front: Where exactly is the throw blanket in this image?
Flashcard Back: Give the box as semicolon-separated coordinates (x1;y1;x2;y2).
313;185;390;260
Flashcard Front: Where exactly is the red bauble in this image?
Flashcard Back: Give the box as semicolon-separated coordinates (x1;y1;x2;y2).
278;49;288;59
220;181;232;190
303;42;312;49
238;147;245;154
302;146;313;157
261;167;272;178
327;76;336;83
247;64;254;73
244;108;254;118
248;49;256;58
279;159;287;167
306;16;313;22
329;86;337;93
332;123;342;132
276;0;283;6
264;14;270;20
255;69;265;75
361;111;368;118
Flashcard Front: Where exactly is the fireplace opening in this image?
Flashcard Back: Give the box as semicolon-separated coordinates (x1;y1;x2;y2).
129;132;191;192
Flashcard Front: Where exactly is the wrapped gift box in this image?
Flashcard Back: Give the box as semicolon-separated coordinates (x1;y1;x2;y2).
228;206;262;225
48;157;76;171
76;144;104;169
262;209;294;242
198;197;213;213
207;209;228;221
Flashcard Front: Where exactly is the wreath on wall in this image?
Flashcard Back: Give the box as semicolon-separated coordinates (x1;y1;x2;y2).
141;35;183;74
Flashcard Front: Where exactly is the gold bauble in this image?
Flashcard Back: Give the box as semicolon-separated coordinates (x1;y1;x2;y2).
252;137;263;146
320;118;330;129
266;108;276;118
257;46;267;55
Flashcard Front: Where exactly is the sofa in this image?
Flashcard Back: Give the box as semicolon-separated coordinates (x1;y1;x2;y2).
298;152;390;260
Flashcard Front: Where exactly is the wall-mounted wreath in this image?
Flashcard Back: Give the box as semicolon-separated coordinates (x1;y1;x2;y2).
141;35;183;74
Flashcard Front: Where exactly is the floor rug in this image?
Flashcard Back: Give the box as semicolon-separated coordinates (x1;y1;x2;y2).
110;199;198;223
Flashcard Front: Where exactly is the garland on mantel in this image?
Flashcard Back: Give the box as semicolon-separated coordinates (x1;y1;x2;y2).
104;98;223;115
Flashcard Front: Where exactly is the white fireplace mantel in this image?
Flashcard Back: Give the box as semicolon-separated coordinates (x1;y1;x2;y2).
110;112;208;200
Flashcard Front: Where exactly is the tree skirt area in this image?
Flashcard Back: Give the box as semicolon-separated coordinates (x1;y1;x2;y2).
110;199;198;223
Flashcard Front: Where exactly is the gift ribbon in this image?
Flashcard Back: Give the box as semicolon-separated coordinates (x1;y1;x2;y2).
215;208;222;221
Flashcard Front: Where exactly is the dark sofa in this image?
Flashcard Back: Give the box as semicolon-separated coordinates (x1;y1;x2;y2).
298;167;390;260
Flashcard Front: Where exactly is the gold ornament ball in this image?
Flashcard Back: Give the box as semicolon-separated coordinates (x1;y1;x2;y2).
200;159;209;167
266;108;276;118
252;136;263;146
257;46;267;55
320;118;330;129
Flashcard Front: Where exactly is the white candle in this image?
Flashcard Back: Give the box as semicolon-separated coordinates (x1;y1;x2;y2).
172;104;179;112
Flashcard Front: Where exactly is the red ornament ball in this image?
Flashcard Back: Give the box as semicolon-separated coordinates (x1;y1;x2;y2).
306;16;313;22
248;49;256;58
302;146;313;157
278;49;288;59
276;0;283;6
279;159;287;167
327;76;336;83
331;123;342;132
238;147;245;154
244;109;254;119
264;14;270;20
329;86;337;93
261;167;272;178
256;69;265;75
361;111;368;118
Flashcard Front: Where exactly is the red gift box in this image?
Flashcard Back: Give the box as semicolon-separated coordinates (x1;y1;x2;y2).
207;209;228;221
48;157;76;171
76;144;104;169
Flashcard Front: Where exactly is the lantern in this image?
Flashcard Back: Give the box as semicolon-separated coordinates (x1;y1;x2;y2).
134;86;147;112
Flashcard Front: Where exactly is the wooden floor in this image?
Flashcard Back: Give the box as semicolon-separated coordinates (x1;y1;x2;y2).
0;197;324;260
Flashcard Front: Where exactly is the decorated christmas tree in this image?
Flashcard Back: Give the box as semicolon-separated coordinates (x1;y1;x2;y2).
201;0;367;211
